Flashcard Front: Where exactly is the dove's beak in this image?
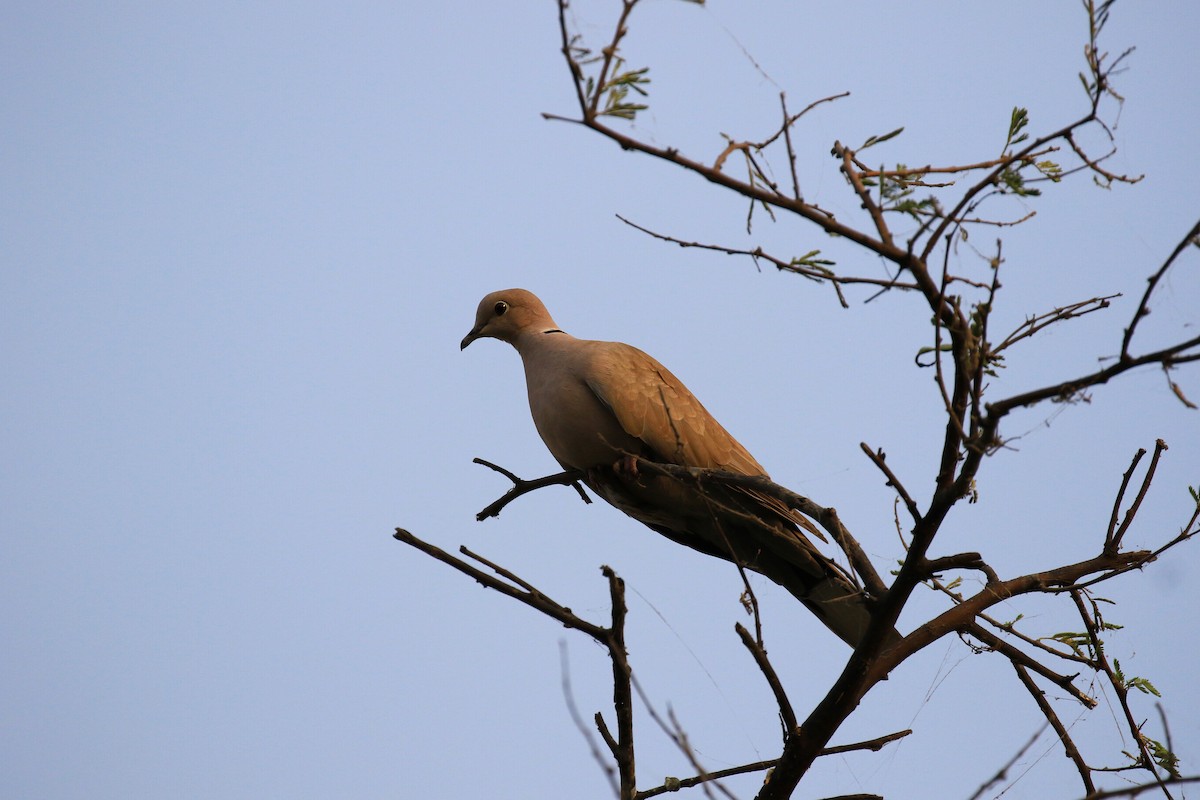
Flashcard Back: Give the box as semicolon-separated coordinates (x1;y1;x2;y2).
460;327;482;350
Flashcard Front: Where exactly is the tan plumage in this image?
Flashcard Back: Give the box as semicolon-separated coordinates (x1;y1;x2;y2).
461;288;895;647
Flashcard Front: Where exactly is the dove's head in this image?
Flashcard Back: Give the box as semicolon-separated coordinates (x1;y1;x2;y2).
461;289;560;350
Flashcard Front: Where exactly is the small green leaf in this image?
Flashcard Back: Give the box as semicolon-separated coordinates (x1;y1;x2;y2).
1005;107;1030;151
997;613;1024;630
997;167;1042;197
1148;737;1181;778
860;127;904;150
790;250;835;270
1035;160;1063;181
1047;630;1093;658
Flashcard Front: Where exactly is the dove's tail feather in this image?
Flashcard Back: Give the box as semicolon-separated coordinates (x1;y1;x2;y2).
590;474;902;649
775;561;903;650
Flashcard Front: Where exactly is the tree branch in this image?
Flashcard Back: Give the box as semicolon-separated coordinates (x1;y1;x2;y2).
736;622;796;735
633;730;911;800
859;443;923;523
472;457;591;521
1122;218;1200;359
395;529;611;640
1012;661;1096;796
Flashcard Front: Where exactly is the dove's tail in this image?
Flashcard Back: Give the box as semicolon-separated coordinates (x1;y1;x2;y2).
591;475;902;649
779;564;903;650
728;526;901;649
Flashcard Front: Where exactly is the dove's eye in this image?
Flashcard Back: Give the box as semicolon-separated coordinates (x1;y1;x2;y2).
494;301;508;316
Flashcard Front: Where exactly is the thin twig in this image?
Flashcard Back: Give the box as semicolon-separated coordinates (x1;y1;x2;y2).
965;722;1051;800
561;642;621;795
736;622;796;735
1012;661;1096;796
394;528;608;640
634;730;911;800
780;93;801;200
603;565;637;800
985;335;1200;421
1073;776;1200;800
834;141;895;248
963;622;1096;708
859;443;922;523
614;214;919;299
857;148;1058;179
1108;440;1168;552
1071;591;1173;796
994;295;1120;355
472;458;591;521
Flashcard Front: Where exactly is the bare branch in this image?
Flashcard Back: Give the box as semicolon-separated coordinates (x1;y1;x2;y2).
994;295;1120;355
756;90;850;154
962;622;1096;708
614;214;919;304
736;622;796;735
1071;776;1200;800
561;643;621;796
472;457;591;521
394;528;609;640
925;553;1000;584
965;722;1051;800
859;443;923;523
856;148;1058;180
985;336;1200;423
670;707;738;800
1121;218;1200;360
1105;442;1167;553
1065;129;1141;186
780;93;801;200
603;565;637;800
834;141;895;250
1070;590;1177;791
1012;661;1097;796
634;730;911;800
394;530;641;798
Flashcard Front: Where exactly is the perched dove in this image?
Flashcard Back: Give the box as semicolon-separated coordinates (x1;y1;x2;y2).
461;288;895;648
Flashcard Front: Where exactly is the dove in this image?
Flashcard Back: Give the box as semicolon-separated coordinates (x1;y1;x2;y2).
461;288;895;647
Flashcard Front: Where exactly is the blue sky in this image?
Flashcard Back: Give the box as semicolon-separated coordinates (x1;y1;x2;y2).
3;2;1198;798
